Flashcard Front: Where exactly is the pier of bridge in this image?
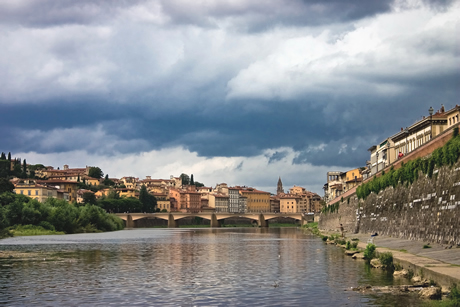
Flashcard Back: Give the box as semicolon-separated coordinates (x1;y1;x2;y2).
115;212;312;228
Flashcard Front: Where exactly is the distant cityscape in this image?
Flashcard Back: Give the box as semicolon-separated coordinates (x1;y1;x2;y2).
4;160;322;214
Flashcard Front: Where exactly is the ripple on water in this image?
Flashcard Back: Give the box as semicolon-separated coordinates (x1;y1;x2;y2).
0;228;421;306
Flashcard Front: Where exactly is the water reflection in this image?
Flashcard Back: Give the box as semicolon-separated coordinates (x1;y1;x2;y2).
0;228;420;306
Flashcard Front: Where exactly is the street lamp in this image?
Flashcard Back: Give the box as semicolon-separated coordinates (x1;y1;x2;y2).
429;106;434;141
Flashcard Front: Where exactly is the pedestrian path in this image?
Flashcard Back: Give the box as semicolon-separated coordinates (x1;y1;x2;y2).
342;232;460;287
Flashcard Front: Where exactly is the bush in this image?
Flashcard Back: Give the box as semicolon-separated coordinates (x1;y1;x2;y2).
322;236;328;241
351;241;358;249
364;243;376;260
379;252;394;269
346;241;351;250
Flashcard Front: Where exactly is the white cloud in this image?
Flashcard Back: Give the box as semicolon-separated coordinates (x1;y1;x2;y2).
226;3;460;101
17;145;337;194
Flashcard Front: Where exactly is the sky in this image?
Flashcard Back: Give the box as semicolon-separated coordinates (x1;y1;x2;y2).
1;0;459;194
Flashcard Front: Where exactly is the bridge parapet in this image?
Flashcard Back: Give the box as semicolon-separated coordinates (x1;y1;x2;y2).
115;212;306;228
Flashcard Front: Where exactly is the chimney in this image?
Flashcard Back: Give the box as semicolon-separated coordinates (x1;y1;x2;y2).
441;104;445;113
401;127;403;131
146;176;151;180
63;164;69;170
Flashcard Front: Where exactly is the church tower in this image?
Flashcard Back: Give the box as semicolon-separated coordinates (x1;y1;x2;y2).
277;177;284;195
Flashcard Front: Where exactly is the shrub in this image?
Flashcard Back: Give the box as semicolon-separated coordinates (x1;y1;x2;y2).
379;252;394;269
423;244;432;249
345;241;351;250
450;284;460;302
322;236;328;241
363;243;376;260
351;241;358;249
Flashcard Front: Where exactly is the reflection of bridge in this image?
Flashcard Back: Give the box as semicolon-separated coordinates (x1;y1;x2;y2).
115;212;312;228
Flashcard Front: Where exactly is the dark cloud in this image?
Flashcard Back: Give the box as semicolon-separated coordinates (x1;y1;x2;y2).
160;0;394;31
0;0;145;27
0;0;395;30
268;151;289;164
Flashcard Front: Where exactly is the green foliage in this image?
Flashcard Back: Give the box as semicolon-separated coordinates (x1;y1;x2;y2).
454;127;459;138
363;243;376;260
322;236;328;241
357;133;460;200
88;167;104;179
98;197;142;213
190;174;195;185
321;202;340;214
180;173;190;185
161;209;168;213
139;185;157;212
0;178;14;193
194;181;205;187
0;193;124;235
379;252;394;269
82;192;97;205
345;240;351;249
451;284;460;302
423;244;432;249
9;224;65;236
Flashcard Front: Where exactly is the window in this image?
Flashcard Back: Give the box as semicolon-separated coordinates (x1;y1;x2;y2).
20;190;23;194
28;190;31;195
35;190;38;196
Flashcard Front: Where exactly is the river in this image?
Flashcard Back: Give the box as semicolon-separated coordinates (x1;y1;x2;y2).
0;228;422;306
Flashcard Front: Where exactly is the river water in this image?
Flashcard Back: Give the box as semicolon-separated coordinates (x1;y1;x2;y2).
0;228;421;306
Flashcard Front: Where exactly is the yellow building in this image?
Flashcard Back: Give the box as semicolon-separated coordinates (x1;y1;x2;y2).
280;195;304;213
154;193;171;212
239;188;271;212
14;180;69;202
36;179;77;202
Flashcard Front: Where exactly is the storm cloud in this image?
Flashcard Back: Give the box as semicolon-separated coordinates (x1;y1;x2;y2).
1;0;459;193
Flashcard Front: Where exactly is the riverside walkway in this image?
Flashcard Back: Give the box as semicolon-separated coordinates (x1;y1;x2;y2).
344;232;460;288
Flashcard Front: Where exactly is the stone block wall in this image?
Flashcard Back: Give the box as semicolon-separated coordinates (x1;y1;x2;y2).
359;161;460;245
319;160;460;245
317;197;359;234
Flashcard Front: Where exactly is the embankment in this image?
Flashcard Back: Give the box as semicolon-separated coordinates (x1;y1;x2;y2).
319;159;460;245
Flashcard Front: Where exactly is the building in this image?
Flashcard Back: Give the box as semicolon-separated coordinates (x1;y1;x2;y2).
323;171;345;203
169;187;201;213
368;105;452;176
154;193;171;212
277;177;284;195
36;179;78;202
270;196;281;213
14;179;69;202
229;188;241;213
279;194;303;213
239;187;271;212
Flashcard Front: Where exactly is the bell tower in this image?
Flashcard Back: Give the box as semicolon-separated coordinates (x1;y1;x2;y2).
277;177;284;195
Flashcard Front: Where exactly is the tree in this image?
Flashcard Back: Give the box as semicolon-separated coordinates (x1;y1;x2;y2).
7;152;11;162
190;174;195;185
0;152;5;160
82;192;97;205
180;173;190;186
0;178;14;194
88;167;104;178
139;185;157;213
195;181;205;187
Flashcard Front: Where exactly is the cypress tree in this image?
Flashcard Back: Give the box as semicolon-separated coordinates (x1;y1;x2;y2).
190;174;195;185
7;152;11;161
0;152;5;160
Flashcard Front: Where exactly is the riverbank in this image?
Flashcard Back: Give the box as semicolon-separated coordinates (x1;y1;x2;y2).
304;223;460;303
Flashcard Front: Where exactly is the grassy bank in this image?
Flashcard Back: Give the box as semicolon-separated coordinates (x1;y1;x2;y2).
8;225;65;236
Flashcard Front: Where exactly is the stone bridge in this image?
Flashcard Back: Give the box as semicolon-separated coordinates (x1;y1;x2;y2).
115;212;313;228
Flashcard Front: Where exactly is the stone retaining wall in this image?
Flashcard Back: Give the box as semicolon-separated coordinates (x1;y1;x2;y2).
319;160;460;245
